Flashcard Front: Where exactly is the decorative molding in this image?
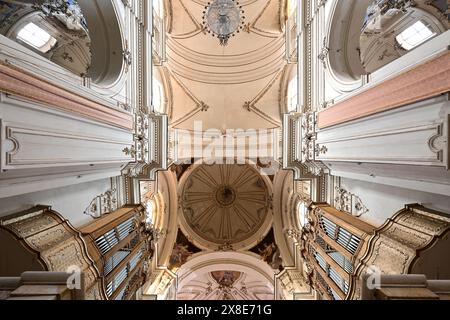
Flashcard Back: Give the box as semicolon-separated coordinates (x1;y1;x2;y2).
300;112;317;162
84;188;119;218
168;0;203;39
0;62;133;130
318;37;329;69
250;0;283;38
333;187;369;218
122;113;168;180
121;0;131;8
318;51;450;128
198;101;210;112
320;99;334;110
282;112;329;180
1;122;131;170
316;104;449;167
241;69;284;127
276;269;310;300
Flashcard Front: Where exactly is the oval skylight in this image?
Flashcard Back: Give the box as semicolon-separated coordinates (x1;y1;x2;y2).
396;20;436;51
17;22;57;53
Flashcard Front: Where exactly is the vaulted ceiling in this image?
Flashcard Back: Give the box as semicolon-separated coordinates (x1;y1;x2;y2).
164;0;287;130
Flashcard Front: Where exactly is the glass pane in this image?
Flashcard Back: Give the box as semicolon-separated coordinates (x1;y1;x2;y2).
396;20;436;51
17;22;56;52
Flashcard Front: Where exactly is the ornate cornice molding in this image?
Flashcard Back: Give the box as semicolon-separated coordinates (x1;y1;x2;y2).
282;112;329;180
0;62;133;130
318;51;450;128
122;113;169;180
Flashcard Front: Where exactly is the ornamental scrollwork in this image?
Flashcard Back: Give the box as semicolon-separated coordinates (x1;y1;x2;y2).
84;188;118;218
334;186;369;217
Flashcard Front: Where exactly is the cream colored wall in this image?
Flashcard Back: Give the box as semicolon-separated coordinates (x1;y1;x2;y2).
0;178;112;227
339;177;450;227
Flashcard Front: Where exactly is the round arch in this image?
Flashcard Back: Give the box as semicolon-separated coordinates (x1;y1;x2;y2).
326;0;372;92
78;0;125;88
176;251;276;300
151;170;179;269
272;169;296;267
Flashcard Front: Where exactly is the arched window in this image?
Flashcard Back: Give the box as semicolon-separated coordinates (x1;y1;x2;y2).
297;201;308;228
1;1;125;86
153;0;163;17
395;20;436;51
16;22;57;53
145;200;156;225
287;76;298;112
359;1;448;73
2;3;91;77
152;0;166;64
152;78;164;113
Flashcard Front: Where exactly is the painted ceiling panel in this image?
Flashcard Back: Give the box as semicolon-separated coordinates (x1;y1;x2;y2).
165;0;287;130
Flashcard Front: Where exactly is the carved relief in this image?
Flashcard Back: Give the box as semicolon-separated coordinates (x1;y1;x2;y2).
0;206;105;300
84;188;118;218
334;187;369;217
283;111;330;182
277;269;310;300
168;230;201;270
318;37;329;69
122;113;168;179
250;229;283;271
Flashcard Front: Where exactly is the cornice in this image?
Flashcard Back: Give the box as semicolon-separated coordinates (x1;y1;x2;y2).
0;61;133;130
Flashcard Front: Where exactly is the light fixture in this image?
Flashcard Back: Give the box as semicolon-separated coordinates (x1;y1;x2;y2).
145;200;155;225
17;22;57;53
202;0;245;46
396;20;436;51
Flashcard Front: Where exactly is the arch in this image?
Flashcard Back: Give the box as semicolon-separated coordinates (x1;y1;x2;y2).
153;66;172;114
2;2;91;77
77;0;124;87
152;170;179;269
359;4;449;73
326;0;449;91
0;0;125;89
176;251;276;300
326;0;372;92
279;64;298;114
296;201;309;229
272;169;296;266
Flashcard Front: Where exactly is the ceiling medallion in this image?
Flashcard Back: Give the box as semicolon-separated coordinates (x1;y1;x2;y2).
215;185;236;207
202;0;245;46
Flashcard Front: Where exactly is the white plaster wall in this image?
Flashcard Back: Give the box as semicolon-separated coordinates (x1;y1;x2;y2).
340;177;450;227
0;178;112;228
